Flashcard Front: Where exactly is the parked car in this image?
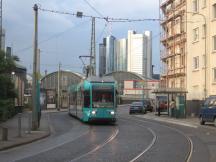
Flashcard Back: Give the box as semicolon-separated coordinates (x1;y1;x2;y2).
129;102;146;114
199;96;216;126
143;99;154;112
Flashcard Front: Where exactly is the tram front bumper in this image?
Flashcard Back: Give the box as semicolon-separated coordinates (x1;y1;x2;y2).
88;117;116;122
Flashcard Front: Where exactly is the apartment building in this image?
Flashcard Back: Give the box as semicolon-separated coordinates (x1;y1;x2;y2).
187;0;216;101
160;0;187;89
160;0;216;115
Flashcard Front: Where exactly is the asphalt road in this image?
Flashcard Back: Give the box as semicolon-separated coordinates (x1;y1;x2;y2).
0;106;216;162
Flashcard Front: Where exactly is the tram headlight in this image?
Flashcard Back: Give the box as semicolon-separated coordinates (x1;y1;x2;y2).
110;111;115;115
91;110;96;115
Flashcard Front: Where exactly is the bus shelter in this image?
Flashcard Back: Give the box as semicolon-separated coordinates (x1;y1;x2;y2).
153;88;187;118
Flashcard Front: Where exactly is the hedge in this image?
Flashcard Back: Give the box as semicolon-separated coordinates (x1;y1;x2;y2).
0;99;15;122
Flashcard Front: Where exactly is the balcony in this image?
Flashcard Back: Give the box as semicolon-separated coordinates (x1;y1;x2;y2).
161;67;186;78
161;0;186;14
160;50;185;62
161;32;186;45
160;0;174;8
161;33;186;48
161;9;185;25
161;32;182;42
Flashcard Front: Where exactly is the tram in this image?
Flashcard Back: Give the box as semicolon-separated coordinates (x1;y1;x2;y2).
68;76;117;123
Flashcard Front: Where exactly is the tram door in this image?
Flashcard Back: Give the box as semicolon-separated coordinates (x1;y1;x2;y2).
76;90;83;119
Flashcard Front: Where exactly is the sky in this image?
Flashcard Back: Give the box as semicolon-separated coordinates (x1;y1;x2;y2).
4;0;161;75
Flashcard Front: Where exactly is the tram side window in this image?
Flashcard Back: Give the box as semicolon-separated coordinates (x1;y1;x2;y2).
72;92;77;106
84;91;90;108
77;91;82;107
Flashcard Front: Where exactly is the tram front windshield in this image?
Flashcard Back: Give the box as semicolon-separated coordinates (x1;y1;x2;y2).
92;90;114;108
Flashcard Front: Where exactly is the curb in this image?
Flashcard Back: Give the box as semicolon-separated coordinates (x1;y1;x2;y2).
42;109;68;113
0;114;51;151
136;115;199;128
137;114;216;131
0;131;50;151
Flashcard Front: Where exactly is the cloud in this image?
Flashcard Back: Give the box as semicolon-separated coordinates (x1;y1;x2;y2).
4;0;160;74
84;0;159;17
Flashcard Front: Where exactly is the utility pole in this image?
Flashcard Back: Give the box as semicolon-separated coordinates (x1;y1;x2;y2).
0;0;3;50
36;49;41;127
90;17;96;76
57;62;61;111
32;4;39;130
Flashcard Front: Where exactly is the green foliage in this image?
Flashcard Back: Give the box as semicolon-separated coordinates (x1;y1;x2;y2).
0;99;15;121
0;51;17;74
0;50;18;99
0;74;16;99
0;50;19;121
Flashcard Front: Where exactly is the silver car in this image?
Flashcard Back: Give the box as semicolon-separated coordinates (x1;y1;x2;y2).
129;102;146;114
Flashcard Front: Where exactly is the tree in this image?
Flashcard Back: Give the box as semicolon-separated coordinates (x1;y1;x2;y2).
0;50;19;121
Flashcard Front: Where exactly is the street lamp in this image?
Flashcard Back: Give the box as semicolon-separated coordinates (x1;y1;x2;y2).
11;71;15;82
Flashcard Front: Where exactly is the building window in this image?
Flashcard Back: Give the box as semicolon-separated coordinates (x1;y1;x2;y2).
213;68;216;82
202;24;206;38
180;55;185;66
202;0;206;8
213;35;216;51
193;28;199;42
174;0;181;7
180;79;185;88
166;4;172;13
193;56;199;70
171;80;175;88
213;4;216;19
192;0;199;12
171;57;175;69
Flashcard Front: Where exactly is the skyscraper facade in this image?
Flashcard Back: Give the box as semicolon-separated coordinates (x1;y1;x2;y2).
105;35;116;74
127;30;152;78
115;38;127;71
144;31;152;79
1;29;5;51
99;38;106;77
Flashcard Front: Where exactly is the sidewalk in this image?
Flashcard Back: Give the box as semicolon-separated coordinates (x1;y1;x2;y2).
137;112;200;128
0;112;50;151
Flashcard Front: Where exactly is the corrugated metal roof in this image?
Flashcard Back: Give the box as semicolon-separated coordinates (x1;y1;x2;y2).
87;76;115;83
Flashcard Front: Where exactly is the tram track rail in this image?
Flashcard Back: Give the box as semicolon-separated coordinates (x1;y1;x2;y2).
129;127;157;162
69;127;119;162
122;116;193;162
119;118;157;162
